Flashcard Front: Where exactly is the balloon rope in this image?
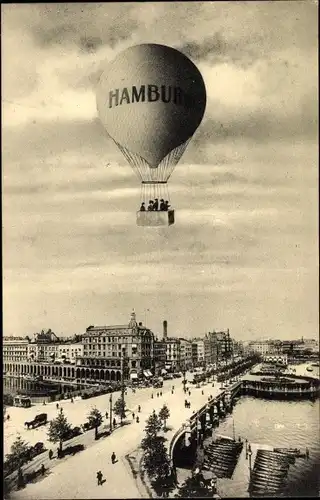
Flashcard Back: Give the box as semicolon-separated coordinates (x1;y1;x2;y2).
161;138;192;182
116;143;142;182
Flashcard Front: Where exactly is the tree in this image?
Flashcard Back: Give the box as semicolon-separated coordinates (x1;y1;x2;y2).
141;411;174;497
144;410;163;438
113;397;127;425
47;408;72;453
176;474;212;498
8;434;30;470
87;407;103;440
159;404;170;430
143;436;171;479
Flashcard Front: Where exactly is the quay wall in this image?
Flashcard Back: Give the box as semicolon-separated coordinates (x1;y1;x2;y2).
170;375;319;461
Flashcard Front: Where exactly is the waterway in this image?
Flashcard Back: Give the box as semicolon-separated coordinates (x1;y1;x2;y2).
179;396;319;497
3;376;82;402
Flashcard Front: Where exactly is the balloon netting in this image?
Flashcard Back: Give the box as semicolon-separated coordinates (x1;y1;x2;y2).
114;138;191;205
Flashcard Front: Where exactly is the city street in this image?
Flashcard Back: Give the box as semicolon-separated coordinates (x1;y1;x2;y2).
7;374;224;499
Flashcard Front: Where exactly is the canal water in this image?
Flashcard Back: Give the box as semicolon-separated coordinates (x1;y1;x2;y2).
179;396;320;497
3;376;82;403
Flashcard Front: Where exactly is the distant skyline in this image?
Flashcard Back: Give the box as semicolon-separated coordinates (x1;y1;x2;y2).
2;2;318;341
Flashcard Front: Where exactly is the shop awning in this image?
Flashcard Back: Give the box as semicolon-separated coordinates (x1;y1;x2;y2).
143;370;152;378
130;373;138;379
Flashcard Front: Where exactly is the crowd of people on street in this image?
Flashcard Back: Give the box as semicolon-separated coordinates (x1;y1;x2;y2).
139;199;171;211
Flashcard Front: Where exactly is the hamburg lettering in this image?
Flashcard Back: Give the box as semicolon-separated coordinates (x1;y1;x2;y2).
108;85;194;109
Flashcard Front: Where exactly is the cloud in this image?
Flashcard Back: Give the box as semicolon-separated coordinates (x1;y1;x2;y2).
2;2;318;339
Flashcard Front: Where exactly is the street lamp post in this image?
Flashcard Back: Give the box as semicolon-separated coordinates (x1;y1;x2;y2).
248;448;252;492
121;346;126;422
109;392;113;432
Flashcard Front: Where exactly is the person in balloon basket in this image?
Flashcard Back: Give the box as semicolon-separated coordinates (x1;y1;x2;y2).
153;198;159;211
164;201;170;211
159;199;166;211
140;202;146;212
147;200;154;211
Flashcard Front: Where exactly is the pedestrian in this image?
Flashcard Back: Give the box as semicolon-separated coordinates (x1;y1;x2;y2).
113;418;116;428
43;400;46;405
171;390;174;394
48;449;53;460
56;403;59;409
201;390;204;395
138;405;141;412
111;452;116;464
151;393;153;399
57;447;61;459
71;397;74;403
136;416;140;423
105;411;108;420
97;470;103;486
153;198;159;211
189;391;191;396
7;414;10;421
132;412;135;420
160;391;162;396
41;464;45;476
157;392;159;398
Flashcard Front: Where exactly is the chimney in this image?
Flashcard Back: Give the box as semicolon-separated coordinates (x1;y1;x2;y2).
163;320;168;340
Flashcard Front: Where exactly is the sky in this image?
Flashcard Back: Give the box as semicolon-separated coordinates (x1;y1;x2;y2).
2;2;318;341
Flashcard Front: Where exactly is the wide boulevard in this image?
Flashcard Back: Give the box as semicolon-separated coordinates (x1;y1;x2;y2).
6;372;227;499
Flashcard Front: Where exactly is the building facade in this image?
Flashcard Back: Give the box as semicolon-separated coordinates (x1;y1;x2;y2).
78;311;154;382
153;339;167;376
164;338;181;372
204;330;233;366
3;337;30;363
191;339;205;366
248;340;274;356
179;338;193;370
58;343;84;364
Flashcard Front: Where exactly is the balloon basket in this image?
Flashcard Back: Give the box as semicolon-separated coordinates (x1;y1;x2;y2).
136;210;175;227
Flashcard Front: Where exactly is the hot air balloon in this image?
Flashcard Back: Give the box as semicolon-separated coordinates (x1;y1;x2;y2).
96;43;206;227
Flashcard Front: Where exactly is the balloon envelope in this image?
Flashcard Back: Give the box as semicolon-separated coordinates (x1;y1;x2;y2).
96;44;206;168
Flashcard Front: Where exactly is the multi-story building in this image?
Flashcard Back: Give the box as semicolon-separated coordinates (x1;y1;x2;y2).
179;338;193;370
192;342;198;366
27;342;59;362
191;339;205;367
248;340;274;356
57;343;84;364
204;337;212;366
164;338;181;372
153;338;167;376
300;338;319;353
77;311;154;382
3;337;30;363
27;330;60;362
204;330;233;366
